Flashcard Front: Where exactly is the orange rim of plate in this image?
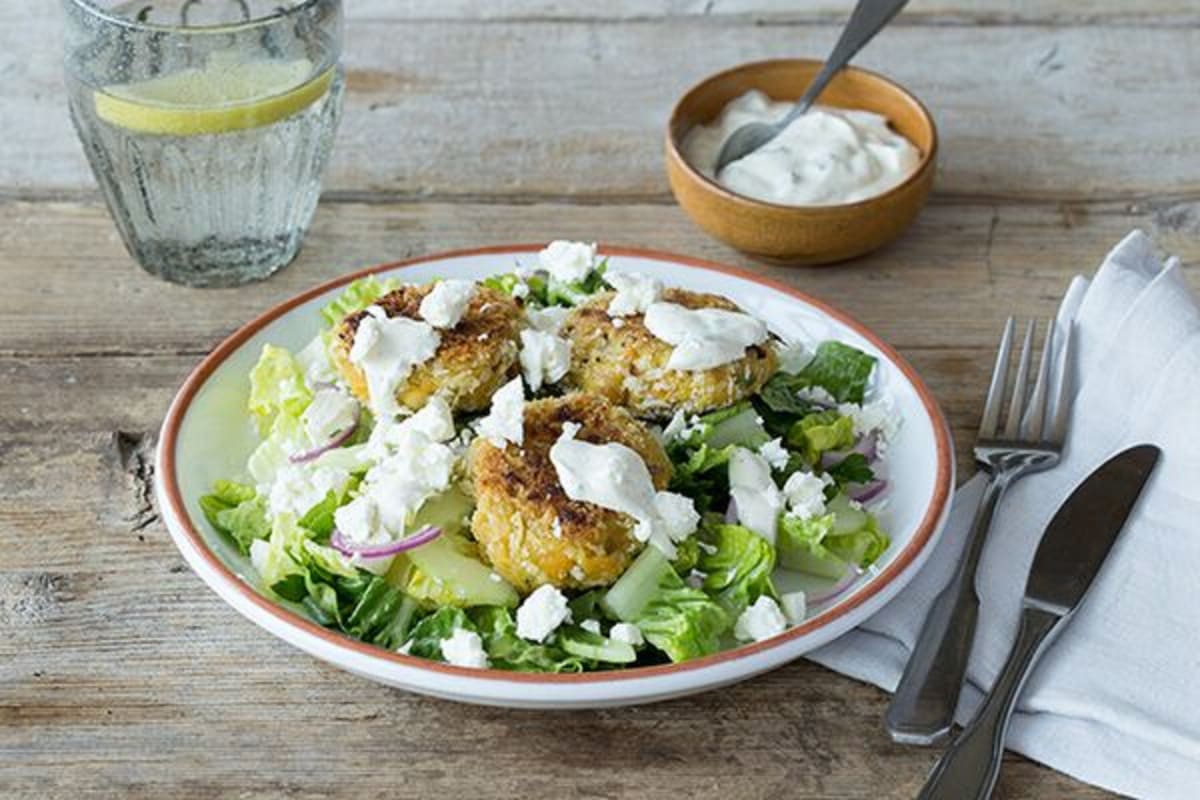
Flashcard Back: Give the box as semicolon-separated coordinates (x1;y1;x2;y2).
159;244;954;684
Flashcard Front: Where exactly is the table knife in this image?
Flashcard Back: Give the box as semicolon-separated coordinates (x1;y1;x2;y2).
917;443;1161;800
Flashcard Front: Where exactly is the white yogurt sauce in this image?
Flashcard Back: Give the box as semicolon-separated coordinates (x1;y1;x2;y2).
682;90;921;206
549;422;699;557
349;305;440;417
642;301;768;371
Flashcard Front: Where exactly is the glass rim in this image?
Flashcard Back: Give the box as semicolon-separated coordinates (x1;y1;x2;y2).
65;0;330;35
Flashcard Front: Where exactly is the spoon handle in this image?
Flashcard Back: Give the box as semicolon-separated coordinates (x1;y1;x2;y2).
784;0;909;126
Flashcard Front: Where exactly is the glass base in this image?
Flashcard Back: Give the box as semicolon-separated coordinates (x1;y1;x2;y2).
129;231;303;287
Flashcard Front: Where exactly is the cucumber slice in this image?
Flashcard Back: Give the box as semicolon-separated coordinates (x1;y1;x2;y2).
827;493;869;536
601;546;672;622
706;406;770;450
389;533;518;609
558;627;637;664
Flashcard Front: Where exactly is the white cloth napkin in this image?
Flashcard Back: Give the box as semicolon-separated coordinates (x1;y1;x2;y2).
810;230;1200;799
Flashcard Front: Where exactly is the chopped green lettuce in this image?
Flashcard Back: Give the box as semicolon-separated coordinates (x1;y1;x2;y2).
787;410;855;464
199;480;270;555
796;341;877;404
468;607;587;673
248;344;312;434
557;626;637;664
403;607;473;660
697;523;778;617
824;452;875;490
319;275;400;327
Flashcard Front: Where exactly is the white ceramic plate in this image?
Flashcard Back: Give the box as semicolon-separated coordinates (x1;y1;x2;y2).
156;245;954;708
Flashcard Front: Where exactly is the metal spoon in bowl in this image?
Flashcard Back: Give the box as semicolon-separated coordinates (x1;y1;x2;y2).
713;0;910;173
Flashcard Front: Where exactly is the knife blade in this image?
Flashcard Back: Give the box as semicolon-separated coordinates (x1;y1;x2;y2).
1024;443;1161;616
918;444;1161;800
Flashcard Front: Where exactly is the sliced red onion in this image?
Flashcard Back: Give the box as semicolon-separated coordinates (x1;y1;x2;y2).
809;565;864;605
848;479;888;504
724;497;739;524
289;404;361;464
819;432;879;470
329;525;441;558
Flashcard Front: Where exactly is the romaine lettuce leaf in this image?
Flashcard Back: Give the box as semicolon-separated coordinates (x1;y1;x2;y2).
468;607;587;673
199;479;269;555
403;607;473;660
795;341;877;404
248;344;312;434
824;452;875;490
319;275;399;327
697;523;778;617
787;410;855;464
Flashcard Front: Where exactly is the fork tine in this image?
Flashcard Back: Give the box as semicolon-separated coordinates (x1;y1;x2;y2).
978;317;1015;439
1021;320;1054;441
1003;320;1035;440
1049;322;1075;444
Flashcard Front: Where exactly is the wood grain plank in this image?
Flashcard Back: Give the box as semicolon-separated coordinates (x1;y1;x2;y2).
10;12;1200;198
1;197;1195;358
0;353;1110;799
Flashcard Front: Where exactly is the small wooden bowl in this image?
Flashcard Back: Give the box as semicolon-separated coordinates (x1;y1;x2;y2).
666;59;937;265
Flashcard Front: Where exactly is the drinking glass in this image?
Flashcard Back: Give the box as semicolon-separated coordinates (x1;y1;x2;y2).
63;0;344;287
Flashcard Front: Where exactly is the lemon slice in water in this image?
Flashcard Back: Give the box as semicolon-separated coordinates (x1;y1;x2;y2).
95;53;334;136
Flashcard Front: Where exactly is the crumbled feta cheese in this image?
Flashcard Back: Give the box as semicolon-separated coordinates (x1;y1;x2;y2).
782;470;833;520
728;448;783;544
397;640;413;655
335;412;461;549
779;591;807;624
570;565;587;581
418;279;475;329
651;492;701;543
296;334;336;386
551;516;563;539
662;410;688;443
511;281;530;299
775;340;813;374
519;329;571;392
348;305;440;417
837;399;901;446
525;305;570;334
516;585;572;642
796;385;837;406
606;271;663;317
685;571;706;589
302;387;359;446
267;462;350;519
476;377;525;448
734;596;788;642
757;437;790;471
538;240;597;283
612;318;626;328
643;302;769;371
440;628;488;668
609;622;644;647
580;619;602;635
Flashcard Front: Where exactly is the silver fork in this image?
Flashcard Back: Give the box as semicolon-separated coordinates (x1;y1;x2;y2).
884;317;1074;745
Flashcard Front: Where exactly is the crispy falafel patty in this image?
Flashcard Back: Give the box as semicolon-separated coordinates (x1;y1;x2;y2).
561;287;778;419
331;284;522;414
468;393;672;594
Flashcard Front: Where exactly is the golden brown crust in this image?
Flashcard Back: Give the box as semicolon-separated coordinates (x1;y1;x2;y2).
467;393;672;593
330;284;522;413
562;287;778;419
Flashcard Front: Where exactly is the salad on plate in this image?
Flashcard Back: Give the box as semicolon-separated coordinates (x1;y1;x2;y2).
200;240;899;672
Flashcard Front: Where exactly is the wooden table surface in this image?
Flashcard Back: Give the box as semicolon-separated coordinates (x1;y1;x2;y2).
3;2;1197;797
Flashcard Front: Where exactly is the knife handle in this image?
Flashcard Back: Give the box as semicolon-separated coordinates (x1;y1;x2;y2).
917;605;1062;800
886;475;1008;745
